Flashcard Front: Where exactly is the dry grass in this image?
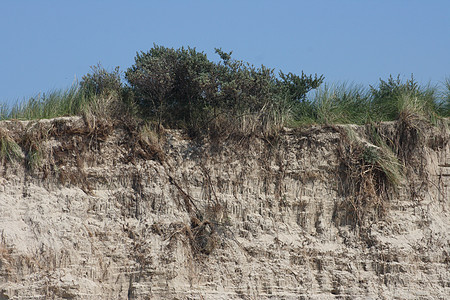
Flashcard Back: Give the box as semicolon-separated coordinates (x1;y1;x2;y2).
366;125;404;186
334;125;403;228
126;121;165;163
0;128;22;163
333;116;447;231
20;122;48;171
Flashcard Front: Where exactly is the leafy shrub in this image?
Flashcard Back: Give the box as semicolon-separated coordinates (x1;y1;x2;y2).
278;70;324;102
79;63;142;120
125;45;216;129
0;129;22;162
125;45;324;136
80;63;122;96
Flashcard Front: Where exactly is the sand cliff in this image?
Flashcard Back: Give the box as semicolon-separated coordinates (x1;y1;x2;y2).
0;116;449;299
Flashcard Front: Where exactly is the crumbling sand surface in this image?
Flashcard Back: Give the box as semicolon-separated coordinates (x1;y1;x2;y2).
0;116;448;299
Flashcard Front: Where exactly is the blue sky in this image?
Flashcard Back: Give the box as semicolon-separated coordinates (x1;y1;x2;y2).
1;0;449;105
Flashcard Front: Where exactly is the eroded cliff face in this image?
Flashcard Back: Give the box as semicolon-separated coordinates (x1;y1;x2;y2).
0;116;448;299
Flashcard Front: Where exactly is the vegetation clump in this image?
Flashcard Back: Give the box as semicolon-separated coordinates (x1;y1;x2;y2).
306;75;449;126
0;129;22;163
125;45;323;137
334;124;405;229
80;63;122;97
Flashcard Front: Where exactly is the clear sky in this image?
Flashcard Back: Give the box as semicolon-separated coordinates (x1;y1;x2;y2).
1;0;449;105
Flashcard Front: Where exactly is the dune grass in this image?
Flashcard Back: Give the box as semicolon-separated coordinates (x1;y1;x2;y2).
1;85;94;121
437;78;450;117
300;77;449;126
0;129;22;162
308;83;371;125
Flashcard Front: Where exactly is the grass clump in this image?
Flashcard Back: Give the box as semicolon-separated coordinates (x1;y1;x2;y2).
369;75;443;124
0;129;22;163
436;78;450;117
335;125;403;228
5;85;90;121
366;126;404;186
1;63;131;122
20;122;48;171
309;83;371;125
301;75;449;127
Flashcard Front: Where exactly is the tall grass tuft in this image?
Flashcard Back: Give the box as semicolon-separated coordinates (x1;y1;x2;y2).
368;75;443;124
0;103;10;120
308;83;371;125
366;126;404;186
297;76;449;127
396;90;439;125
0;129;22;162
436;78;450;117
2;85;94;121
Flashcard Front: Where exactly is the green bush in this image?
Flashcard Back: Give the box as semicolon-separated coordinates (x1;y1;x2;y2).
80;63;122;96
125;45;216;129
125;45;324;136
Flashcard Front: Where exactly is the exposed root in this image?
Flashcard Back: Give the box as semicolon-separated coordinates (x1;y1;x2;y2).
168;218;218;256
